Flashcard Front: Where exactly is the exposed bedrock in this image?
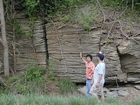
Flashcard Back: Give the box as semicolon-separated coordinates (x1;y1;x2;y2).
46;22;140;83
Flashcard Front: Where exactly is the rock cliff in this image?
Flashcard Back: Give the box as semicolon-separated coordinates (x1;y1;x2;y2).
0;12;140;83
0;13;47;73
46;21;140;83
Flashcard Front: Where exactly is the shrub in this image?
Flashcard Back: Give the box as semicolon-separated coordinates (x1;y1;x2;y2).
26;66;46;81
17;83;30;95
0;63;47;95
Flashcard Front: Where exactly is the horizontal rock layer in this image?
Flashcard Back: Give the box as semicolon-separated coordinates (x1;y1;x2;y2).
0;13;46;72
46;22;140;83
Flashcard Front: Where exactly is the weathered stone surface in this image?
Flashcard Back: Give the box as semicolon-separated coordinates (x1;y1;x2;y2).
106;91;118;98
118;39;140;83
118;90;129;97
134;81;140;83
100;43;126;82
78;86;110;96
46;19;140;83
46;23;101;82
0;61;2;71
0;13;46;72
109;87;127;91
78;86;87;96
32;20;47;66
103;87;110;92
1;11;140;84
135;85;140;90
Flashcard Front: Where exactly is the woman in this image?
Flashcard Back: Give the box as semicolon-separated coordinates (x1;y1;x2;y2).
80;52;95;97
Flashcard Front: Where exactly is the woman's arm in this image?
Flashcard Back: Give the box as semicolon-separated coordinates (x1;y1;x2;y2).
80;52;87;64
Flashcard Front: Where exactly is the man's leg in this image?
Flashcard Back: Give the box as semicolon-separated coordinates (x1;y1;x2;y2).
99;84;105;101
101;95;105;101
100;85;105;101
89;84;99;100
86;79;92;97
91;93;99;100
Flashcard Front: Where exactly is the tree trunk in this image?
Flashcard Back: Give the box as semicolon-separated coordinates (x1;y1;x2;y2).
12;0;17;73
132;0;134;11
0;0;9;76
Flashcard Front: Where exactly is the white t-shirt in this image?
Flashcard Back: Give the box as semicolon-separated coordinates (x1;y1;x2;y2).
93;62;105;84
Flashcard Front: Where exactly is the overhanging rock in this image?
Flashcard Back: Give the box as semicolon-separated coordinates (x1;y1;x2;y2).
118;38;140;83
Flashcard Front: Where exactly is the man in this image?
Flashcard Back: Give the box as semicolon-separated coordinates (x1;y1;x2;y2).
80;52;95;97
90;53;105;101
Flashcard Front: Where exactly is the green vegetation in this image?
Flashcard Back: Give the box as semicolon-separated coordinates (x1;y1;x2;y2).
60;15;73;24
47;59;76;93
0;94;139;105
101;0;140;24
23;0;46;17
26;65;46;81
0;60;77;95
9;76;18;82
1;1;140;104
107;39;111;44
75;4;100;31
59;78;76;94
46;0;140;16
11;18;25;38
4;0;140;37
47;58;57;81
46;0;84;16
0;64;47;95
101;0;140;8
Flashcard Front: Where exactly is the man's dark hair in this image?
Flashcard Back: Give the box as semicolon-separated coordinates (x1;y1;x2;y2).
86;54;92;61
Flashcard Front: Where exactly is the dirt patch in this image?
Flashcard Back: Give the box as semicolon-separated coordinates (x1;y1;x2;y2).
46;79;61;95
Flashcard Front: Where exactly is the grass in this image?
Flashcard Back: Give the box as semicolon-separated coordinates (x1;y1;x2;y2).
59;78;76;94
47;59;77;94
0;64;47;95
0;94;139;105
0;60;76;95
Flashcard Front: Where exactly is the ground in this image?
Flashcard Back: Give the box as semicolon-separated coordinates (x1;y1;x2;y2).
119;86;140;102
46;79;61;95
46;79;140;102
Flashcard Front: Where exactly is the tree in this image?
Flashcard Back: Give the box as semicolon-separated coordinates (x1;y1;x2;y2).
0;0;9;76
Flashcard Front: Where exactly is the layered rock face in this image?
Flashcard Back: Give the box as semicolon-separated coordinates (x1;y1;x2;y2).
118;38;140;83
0;13;47;73
0;12;140;83
46;22;140;83
46;23;101;82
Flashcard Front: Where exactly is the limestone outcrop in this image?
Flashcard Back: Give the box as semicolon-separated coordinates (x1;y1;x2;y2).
0;13;47;73
0;12;140;83
46;21;140;83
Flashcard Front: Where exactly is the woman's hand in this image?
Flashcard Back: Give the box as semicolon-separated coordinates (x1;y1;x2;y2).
80;52;83;58
80;52;87;63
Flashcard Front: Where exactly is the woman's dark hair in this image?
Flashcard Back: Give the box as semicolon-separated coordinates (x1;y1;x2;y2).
86;54;92;61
